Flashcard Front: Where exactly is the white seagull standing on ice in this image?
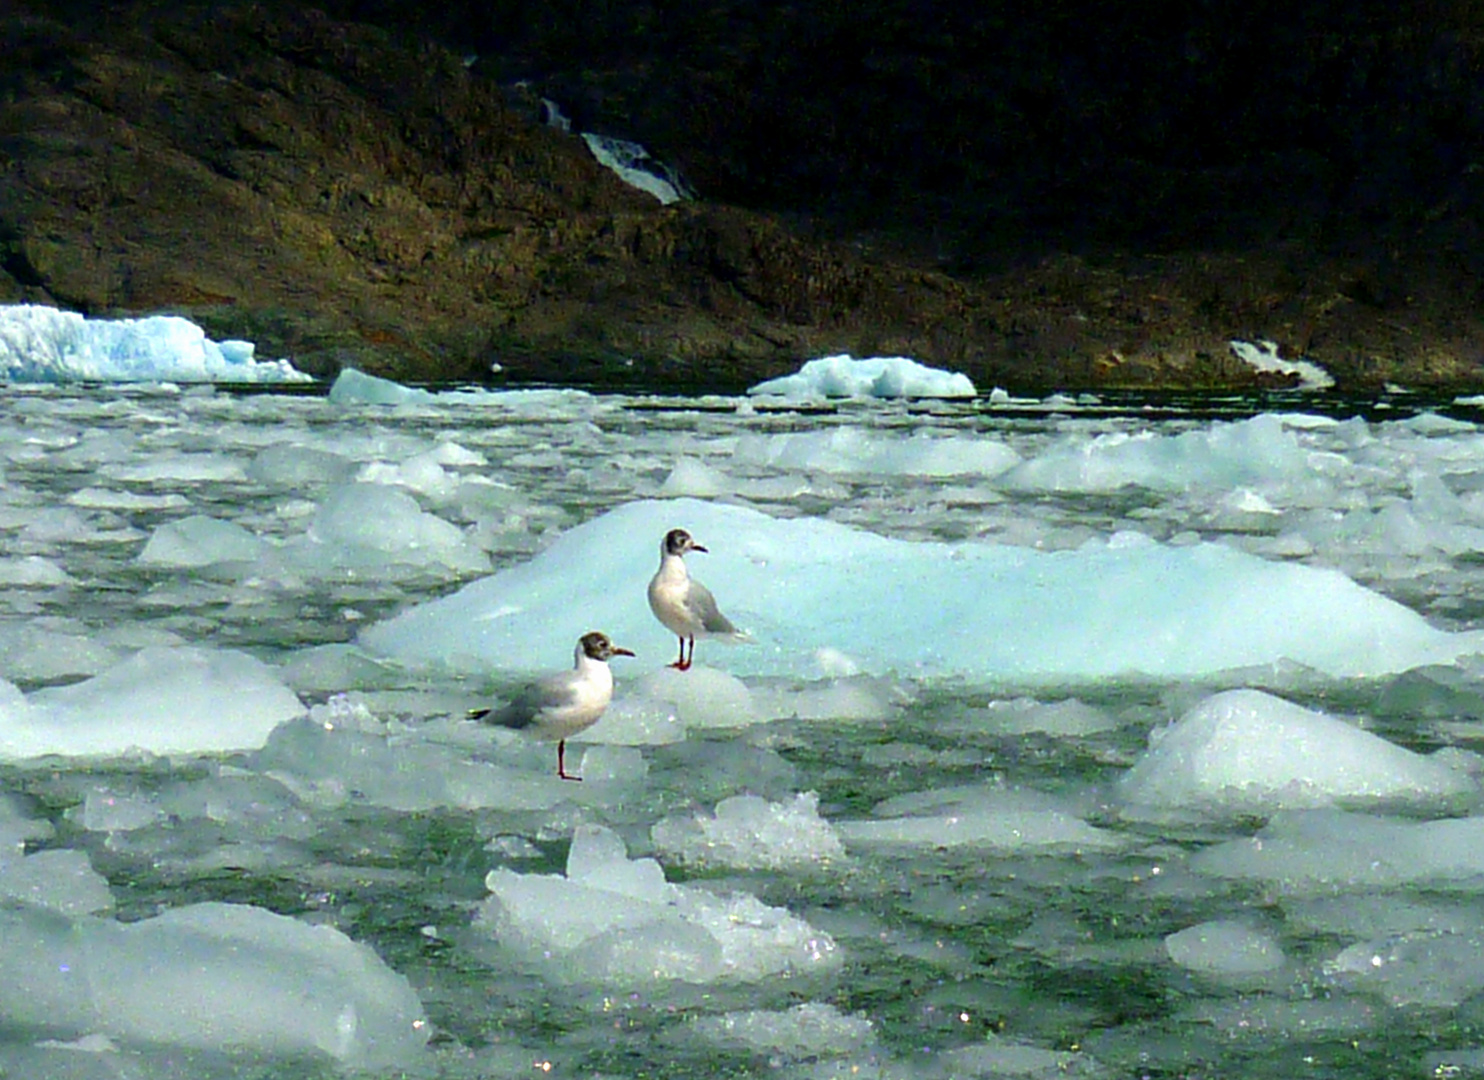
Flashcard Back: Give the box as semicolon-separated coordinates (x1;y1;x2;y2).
647;527;745;671
468;631;634;781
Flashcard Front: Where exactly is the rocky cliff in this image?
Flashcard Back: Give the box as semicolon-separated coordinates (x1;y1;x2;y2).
2;1;1481;390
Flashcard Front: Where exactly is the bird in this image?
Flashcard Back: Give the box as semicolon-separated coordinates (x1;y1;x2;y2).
468;631;634;781
647;527;743;671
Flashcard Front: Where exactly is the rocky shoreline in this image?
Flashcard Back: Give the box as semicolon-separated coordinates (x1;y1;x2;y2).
3;2;1481;391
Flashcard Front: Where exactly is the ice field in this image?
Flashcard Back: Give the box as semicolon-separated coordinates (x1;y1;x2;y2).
8;330;1484;1076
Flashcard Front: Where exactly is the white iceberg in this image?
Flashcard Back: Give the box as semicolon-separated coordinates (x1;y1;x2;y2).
0;304;310;383
361;498;1484;685
1118;688;1477;818
747;354;976;399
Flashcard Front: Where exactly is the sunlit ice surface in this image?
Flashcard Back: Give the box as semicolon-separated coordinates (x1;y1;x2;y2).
8;378;1484;1077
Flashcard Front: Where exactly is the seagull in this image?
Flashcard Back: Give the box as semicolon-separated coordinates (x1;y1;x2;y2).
468;631;634;781
647;527;743;671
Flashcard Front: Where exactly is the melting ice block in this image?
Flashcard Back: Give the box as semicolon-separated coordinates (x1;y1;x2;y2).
4;646;305;760
0;902;428;1068
747;354;976;400
1164;920;1286;975
836;784;1128;854
361;499;1484;684
1328;931;1484;1008
474;824;839;985
1118;689;1476;818
651;792;847;871
1192;809;1484;893
687;1002;876;1057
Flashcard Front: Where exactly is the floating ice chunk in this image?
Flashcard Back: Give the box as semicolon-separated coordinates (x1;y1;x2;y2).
257;707;632;812
652;792;847;870
1164;920;1285;974
71;785;167;832
0;624;120;683
688;1002;875;1057
287;483;490;576
749;675;901;722
1191;809;1484;892
0;792;53;851
105;454;250;484
938;1036;1100;1078
0;902;428;1066
0;555;73;586
733;427;1018;477
1118;689;1476;819
837;785;1127;854
362;498;1484;684
18;507;94;543
748;354;976;400
0;304;310;383
327;368;437;405
0;849;113;915
633;666;757;727
246;443;359;487
580;694;687;745
357;448;469;499
563;744;648;783
137;514;268;567
962;697;1120;737
8;646;305;760
659;456;735;497
66;486;191;511
1328;931;1484;1008
275;643;405;695
1177;995;1381;1039
1000;413;1324;494
475;824;839;985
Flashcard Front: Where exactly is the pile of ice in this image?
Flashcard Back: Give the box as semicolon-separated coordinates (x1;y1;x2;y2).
651;792;847;870
473;824;839;984
747;354;976;400
0;304;311;383
1118;689;1478;820
0;646;306;761
361;497;1484;684
0;900;428;1068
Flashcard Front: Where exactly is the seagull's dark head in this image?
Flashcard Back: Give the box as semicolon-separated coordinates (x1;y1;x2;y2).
580;631;635;662
663;528;707;556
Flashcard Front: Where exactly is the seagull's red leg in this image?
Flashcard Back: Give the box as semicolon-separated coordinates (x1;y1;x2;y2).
557;739;582;782
670;635;686;669
678;635;694;671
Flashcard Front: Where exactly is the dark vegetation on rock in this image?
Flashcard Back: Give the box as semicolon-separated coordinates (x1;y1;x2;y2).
2;0;1482;390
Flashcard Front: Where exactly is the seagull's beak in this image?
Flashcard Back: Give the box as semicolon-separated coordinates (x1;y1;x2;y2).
611;646;636;657
690;543;709;553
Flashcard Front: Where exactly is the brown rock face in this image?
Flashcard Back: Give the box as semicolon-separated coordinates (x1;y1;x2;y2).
1;1;1481;391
